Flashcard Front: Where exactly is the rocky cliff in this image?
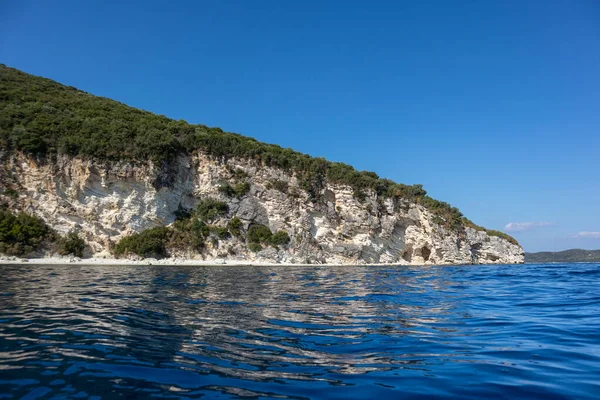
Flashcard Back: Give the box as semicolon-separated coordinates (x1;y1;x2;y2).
0;151;524;264
0;65;523;264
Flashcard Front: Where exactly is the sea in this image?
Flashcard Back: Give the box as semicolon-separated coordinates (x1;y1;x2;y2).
0;263;598;399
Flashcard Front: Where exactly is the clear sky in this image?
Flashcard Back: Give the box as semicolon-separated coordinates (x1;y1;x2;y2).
1;0;599;252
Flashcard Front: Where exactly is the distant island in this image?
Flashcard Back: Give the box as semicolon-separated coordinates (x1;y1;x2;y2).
525;249;600;263
0;65;523;265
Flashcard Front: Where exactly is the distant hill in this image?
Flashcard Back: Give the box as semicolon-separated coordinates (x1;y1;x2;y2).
525;249;600;263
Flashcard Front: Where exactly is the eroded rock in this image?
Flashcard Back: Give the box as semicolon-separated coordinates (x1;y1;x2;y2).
0;152;524;265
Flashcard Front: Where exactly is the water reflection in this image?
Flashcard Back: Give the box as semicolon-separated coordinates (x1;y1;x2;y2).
1;264;599;399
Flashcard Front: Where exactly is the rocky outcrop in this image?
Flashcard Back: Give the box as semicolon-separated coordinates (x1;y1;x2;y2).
0;151;524;264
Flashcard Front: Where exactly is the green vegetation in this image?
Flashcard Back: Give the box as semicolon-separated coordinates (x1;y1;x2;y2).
113;226;170;258
112;211;291;258
194;199;228;222
226;166;249;180
247;224;274;244
0;205;90;257
1;188;19;198
115;198;230;257
247;224;290;248
227;217;243;237
525;249;600;263
219;182;250;198
271;230;291;246
210;225;231;239
0;206;54;256
57;231;85;257
114;198;243;258
218;183;236;197
0;65;518;245
169;218;209;252
234;182;251;197
248;243;263;252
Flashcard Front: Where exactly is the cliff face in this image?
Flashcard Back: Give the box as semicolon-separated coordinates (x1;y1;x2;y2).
0;151;524;264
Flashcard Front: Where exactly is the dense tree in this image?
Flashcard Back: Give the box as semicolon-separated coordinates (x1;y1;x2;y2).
0;206;53;255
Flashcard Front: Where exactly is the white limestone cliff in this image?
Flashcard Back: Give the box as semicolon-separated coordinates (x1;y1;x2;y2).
0;152;524;265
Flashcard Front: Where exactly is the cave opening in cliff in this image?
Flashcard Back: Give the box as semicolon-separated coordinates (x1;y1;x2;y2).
421;246;431;262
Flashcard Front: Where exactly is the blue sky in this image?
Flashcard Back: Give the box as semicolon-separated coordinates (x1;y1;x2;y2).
1;0;599;252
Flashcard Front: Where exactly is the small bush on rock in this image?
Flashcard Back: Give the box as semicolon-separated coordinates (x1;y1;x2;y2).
248;243;263;252
218;183;236;197
169;218;208;251
270;230;290;246
114;227;170;258
210;225;231;239
195;199;228;222
246;224;291;248
227;217;243;237
218;182;250;198
234;182;250;197
58;231;85;257
247;224;273;244
2;188;19;198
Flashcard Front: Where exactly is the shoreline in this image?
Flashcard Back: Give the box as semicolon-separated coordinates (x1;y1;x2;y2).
0;257;406;267
0;256;527;267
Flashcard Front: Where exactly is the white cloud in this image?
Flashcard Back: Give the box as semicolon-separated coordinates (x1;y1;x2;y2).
574;232;600;239
504;221;554;232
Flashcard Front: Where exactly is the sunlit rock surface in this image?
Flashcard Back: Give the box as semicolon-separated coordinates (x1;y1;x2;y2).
0;152;524;264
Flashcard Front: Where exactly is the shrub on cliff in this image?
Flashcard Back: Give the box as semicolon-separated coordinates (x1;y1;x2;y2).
227;217;243;237
248;242;263;252
0;207;53;256
1;188;19;198
210;225;231;239
246;224;290;247
114;210;244;258
218;183;236;197
57;231;85;257
195;199;228;222
113;226;170;258
247;224;273;244
270;230;290;246
218;182;250;198
168;218;208;251
234;182;250;197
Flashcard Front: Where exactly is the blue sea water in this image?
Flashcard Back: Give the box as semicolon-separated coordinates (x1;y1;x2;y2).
0;263;599;399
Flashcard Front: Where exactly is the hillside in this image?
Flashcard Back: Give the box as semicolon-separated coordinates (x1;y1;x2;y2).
525;249;600;263
0;65;522;264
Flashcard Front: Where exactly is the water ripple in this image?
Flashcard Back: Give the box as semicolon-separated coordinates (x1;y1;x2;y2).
0;263;599;399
